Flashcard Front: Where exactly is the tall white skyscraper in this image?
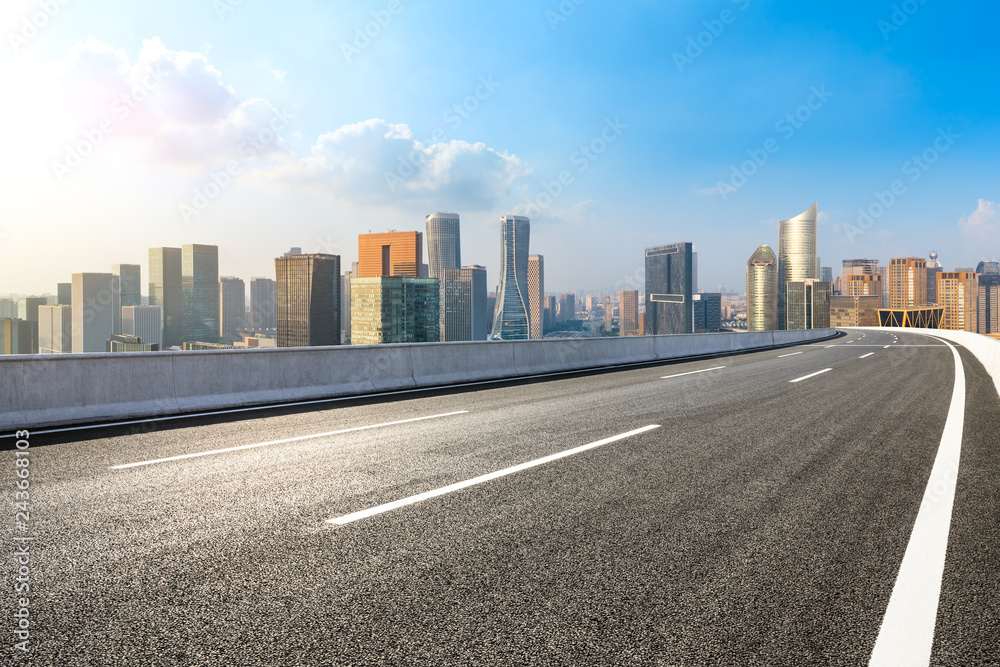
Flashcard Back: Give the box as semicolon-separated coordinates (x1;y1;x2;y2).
425;212;461;279
491;215;530;340
38;304;72;353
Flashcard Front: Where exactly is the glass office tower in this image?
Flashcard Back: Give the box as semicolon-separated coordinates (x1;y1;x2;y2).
182;244;220;344
149;247;183;348
778;203;818;330
275;253;341;347
645;242;694;335
491;215;531;340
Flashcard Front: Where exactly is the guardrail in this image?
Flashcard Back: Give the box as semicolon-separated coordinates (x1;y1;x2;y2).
1;329;836;430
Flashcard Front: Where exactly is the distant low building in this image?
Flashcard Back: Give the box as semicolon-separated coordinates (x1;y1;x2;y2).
879;306;943;328
107;334;159;352
830;295;880;327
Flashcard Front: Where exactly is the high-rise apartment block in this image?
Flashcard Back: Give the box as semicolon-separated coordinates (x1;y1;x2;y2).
543;295;556;333
559;293;576;323
646;242;694;335
149;247;183;348
785;279;832;330
747;244;778;332
844;273;882;298
72;272;119;353
778;203;818;329
888;257;928;309
604;296;614;332
275;253;341;347
38;304;73;353
182;244;220;344
350;277;439;344
936;271;978;332
491;215;530;340
250;277;277;332
527;255;544;339
122;305;163;348
358;231;423;278
219;276;246;343
442;266;488;341
620;290;639;336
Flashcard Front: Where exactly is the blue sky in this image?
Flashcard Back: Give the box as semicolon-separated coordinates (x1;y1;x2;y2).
1;0;997;296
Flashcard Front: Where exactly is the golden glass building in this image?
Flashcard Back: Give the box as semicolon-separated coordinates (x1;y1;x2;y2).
888;257;927;308
620;290;639;335
830;295;880;327
777;203;818;330
936;271;978;332
844;273;882;297
357;231;423;278
747;244;778;332
527;254;544;339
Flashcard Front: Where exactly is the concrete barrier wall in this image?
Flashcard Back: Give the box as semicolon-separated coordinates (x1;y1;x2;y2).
852;327;1000;399
1;329;836;430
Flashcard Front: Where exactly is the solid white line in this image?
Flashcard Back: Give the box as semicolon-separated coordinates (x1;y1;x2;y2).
661;366;725;379
824;345;836;348
870;337;966;666
778;352;803;358
860;353;875;359
110;411;469;469
789;368;832;383
327;425;661;526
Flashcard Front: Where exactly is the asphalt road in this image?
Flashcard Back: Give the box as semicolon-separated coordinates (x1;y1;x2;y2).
3;329;998;665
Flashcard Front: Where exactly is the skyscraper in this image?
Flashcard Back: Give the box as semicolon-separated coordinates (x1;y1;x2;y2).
112;264;142;334
219;276;246;343
527;255;544;339
604;296;614;333
559;293;576;324
936;271;978;332
249;277;277;331
978;272;1000;335
543;295;556;333
888;257;928;309
646;242;694;335
57;283;72;306
72;272;118;353
442;265;487;341
182;244;220;344
350;276;439;344
358;231;423;278
692;293;722;333
778;203;818;329
425;213;461;279
620;290;639;336
149;247;183;348
747;244;778;332
491;215;530;340
785;279;832;330
275;253;341;347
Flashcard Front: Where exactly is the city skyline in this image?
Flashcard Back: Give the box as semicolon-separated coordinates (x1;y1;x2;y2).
1;3;998;297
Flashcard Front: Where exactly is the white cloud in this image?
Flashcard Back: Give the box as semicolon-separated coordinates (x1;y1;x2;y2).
269;68;287;84
55;37;293;168
959;198;999;243
269;118;530;211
